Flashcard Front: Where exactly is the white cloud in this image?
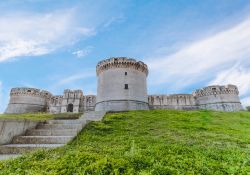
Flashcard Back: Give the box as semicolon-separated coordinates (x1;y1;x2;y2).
0;10;94;62
241;97;250;108
209;65;250;96
56;72;95;86
102;14;125;28
72;46;94;58
147;18;250;93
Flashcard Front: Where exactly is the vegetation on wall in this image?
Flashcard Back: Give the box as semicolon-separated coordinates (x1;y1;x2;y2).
0;110;249;174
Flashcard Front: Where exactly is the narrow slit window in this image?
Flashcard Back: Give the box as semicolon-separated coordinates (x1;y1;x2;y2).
125;84;128;89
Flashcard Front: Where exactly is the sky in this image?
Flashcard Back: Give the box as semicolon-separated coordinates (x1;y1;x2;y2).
0;0;250;113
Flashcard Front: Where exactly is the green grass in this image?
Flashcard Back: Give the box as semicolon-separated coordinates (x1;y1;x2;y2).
0;110;250;174
0;113;82;121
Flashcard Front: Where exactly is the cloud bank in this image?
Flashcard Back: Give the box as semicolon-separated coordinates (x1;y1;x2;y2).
147;17;250;106
0;10;94;62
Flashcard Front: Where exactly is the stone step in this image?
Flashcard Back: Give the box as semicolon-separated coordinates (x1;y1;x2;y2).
0;144;64;154
85;115;104;119
26;129;78;136
85;111;105;114
85;116;104;119
85;118;103;122
12;136;74;144
36;123;82;130
85;113;105;116
0;112;106;156
47;120;83;125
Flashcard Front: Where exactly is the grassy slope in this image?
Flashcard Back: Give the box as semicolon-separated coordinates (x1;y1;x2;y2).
0;113;82;121
0;110;249;175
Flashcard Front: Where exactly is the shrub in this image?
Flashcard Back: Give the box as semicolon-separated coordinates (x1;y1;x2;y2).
246;106;250;112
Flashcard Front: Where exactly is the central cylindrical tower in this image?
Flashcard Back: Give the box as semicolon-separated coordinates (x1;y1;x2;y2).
95;57;149;111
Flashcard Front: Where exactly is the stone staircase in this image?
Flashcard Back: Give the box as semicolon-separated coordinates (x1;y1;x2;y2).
0;111;106;160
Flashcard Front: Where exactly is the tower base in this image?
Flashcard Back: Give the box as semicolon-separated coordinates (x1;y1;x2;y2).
95;100;149;112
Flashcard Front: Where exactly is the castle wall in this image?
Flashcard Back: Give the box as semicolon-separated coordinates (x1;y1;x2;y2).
193;85;242;111
4;57;244;114
48;96;63;113
5;88;52;114
95;57;149;111
60;90;83;113
80;95;96;112
148;94;198;110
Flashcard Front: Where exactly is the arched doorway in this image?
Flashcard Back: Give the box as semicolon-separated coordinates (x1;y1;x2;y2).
67;103;73;112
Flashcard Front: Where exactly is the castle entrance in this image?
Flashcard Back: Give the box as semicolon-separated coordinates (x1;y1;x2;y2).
67;103;73;112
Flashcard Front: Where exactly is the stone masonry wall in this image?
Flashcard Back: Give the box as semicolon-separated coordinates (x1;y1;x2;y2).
5;88;52;114
148;94;198;110
193;85;243;111
95;57;149;111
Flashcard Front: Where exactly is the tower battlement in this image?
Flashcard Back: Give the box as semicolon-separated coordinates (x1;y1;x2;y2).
96;57;148;76
193;85;239;97
5;87;52;114
10;87;52;98
63;89;83;99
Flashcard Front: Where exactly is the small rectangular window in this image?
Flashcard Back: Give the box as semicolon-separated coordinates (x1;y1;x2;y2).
125;72;127;75
125;84;128;89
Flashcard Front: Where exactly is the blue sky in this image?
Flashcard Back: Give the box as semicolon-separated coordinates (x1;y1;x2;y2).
1;0;250;112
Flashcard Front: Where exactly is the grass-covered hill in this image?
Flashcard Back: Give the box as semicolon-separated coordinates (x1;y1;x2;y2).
0;110;250;174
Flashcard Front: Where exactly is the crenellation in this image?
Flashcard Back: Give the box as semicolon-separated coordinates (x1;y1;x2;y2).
96;57;148;76
10;88;52;98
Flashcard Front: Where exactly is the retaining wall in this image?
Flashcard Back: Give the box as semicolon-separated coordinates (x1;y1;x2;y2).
0;120;39;145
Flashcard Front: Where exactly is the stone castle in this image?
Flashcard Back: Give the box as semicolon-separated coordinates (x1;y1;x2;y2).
5;57;243;114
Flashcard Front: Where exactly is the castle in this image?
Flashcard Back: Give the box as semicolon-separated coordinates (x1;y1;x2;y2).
5;57;243;114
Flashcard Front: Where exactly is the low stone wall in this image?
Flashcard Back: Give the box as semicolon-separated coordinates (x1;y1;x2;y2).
198;102;243;112
149;105;199;110
0;120;39;145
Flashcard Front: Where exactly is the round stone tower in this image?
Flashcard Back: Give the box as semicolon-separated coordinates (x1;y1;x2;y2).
5;87;52;114
193;84;243;111
95;57;149;111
